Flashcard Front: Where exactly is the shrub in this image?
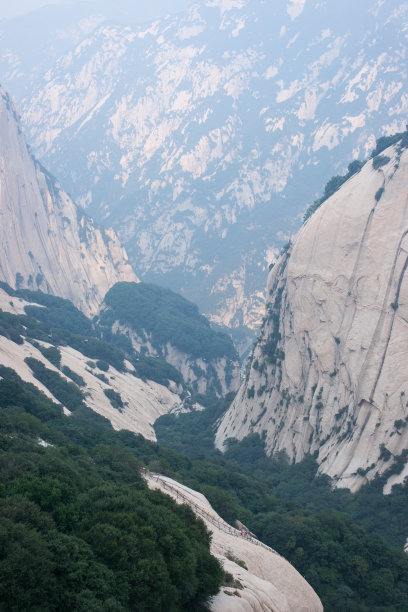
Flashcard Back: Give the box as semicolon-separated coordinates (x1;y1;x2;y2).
103;388;124;410
372;155;390;170
96;360;109;372
131;355;183;387
24;357;84;411
0;311;25;344
370;128;408;156
61;366;85;387
375;187;384;202
379;444;392;461
39;346;61;368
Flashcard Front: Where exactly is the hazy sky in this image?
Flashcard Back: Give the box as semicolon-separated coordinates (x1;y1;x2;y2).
0;0;78;20
0;0;194;21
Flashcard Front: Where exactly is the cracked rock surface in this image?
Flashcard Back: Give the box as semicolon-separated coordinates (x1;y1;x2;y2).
0;86;137;317
216;142;408;492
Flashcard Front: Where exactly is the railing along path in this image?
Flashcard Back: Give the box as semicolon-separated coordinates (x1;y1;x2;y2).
142;469;281;557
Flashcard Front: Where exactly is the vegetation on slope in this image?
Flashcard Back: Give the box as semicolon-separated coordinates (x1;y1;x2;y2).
303;127;408;222
0;283;184;389
0;282;93;336
303;159;365;222
370;128;408;157
1;283;408;610
156;408;408;548
100;282;238;361
1;281;232;391
155;408;408;612
155;393;236;457
24;357;86;411
0;374;222;611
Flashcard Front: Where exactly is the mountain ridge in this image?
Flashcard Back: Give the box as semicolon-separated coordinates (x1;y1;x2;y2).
98;281;241;397
0;284;185;439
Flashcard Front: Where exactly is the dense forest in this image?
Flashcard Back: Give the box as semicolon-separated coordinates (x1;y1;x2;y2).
0;374;222;611
0;364;407;611
100;282;238;361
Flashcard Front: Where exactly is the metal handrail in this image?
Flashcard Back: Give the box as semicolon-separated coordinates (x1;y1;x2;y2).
142;469;282;557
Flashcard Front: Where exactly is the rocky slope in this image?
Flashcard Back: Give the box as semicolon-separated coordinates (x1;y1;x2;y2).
117;326;239;397
0;285;183;439
1;0;407;327
145;472;323;612
98;281;241;397
216;138;408;492
0;86;137;316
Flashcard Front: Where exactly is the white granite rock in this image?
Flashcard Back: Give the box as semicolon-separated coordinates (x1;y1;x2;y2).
216;141;408;491
0;294;183;440
0;86;137;317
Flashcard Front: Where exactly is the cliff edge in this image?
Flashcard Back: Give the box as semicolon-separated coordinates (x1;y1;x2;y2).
0;86;137;316
216;139;408;492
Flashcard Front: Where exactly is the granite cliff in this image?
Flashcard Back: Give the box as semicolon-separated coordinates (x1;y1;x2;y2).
0;86;137;316
216;137;408;492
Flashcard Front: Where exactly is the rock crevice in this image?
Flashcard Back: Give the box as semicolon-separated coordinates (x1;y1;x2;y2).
216;142;408;492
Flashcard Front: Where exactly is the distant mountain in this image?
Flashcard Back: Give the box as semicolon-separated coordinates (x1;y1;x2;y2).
216;134;408;492
1;0;407;327
0;85;137;316
97;281;240;397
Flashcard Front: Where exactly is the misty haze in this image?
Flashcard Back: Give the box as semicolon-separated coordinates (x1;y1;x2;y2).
0;1;407;610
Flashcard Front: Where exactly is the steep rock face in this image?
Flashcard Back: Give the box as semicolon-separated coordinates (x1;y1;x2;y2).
113;323;240;397
98;280;241;397
1;1;407;326
0;86;137;316
216;141;408;491
163;346;239;397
